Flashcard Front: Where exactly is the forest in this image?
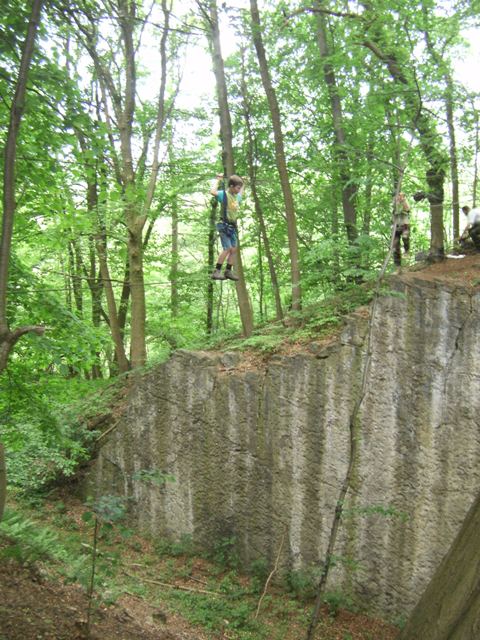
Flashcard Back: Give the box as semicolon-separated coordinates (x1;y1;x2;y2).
0;0;479;637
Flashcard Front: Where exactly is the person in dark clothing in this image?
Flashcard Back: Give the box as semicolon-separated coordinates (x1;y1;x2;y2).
392;192;411;267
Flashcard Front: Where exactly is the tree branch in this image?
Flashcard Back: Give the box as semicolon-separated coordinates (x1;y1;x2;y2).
286;6;362;21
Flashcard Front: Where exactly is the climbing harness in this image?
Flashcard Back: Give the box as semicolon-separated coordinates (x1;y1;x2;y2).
218;173;237;237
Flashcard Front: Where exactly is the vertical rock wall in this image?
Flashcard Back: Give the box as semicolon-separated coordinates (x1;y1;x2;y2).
88;278;480;617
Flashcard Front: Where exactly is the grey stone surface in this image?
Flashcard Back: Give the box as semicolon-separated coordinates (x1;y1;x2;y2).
87;279;480;618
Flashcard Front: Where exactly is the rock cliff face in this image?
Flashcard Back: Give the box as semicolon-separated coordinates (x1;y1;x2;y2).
89;275;480;617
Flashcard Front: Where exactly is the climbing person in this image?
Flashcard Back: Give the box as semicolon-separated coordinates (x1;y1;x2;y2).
210;173;244;281
459;205;480;250
392;191;411;267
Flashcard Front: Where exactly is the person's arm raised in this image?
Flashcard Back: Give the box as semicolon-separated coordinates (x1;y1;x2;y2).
210;174;224;196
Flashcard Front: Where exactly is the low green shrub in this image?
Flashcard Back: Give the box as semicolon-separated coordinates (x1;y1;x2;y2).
0;508;69;565
154;533;196;557
285;566;322;601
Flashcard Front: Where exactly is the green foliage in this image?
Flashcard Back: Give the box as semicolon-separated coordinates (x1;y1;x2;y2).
0;509;68;565
208;276;375;355
154;534;196;558
132;468;176;487
0;7;475;635
302;236;385;303
8;251;108;374
228;333;285;353
85;495;128;525
341;503;409;522
0;374;99;493
2;422;92;494
248;556;270;591
79;494;129;631
1;495;397;639
323;589;357;618
62;542;122;599
170;591;261;635
285;568;357;615
1;358;127;495
208;536;240;570
0;0;475;378
377;286;408;299
329;554;361;573
285;566;323;601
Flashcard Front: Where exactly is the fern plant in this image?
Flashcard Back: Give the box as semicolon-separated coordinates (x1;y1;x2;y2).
0;508;69;564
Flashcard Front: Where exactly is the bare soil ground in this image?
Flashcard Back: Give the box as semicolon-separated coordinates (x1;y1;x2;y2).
0;551;178;640
401;250;480;287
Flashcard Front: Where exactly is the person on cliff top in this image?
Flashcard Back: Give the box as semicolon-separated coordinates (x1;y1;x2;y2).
392;191;411;267
210;174;244;281
459;205;480;251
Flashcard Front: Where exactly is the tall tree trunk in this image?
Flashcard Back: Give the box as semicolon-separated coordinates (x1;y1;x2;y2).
170;191;179;318
75;121;130;373
0;0;44;523
249;0;302;310
84;165;103;378
0;443;5;522
141;0;170;217
331;196;341;282
248;157;284;322
117;258;130;342
204;0;254;337
420;7;459;240
78;1;146;367
61;251;72;312
72;0;175;368
472;104;479;207
363;134;374;236
86;236;103;379
385;103;402;190
95;230;130;373
93;164;130;374
445;77;459;239
257;230;264;320
206;196;217;334
314;1;357;243
117;0;146;368
239;69;283;321
68;239;84;317
0;0;45;376
362;36;446;260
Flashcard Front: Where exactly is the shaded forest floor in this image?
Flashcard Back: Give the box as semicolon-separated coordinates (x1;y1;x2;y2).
0;493;399;640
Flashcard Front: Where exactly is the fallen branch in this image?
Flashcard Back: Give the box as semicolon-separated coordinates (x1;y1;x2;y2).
96;419;122;442
123;571;222;597
188;575;209;586
286;6;361;20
